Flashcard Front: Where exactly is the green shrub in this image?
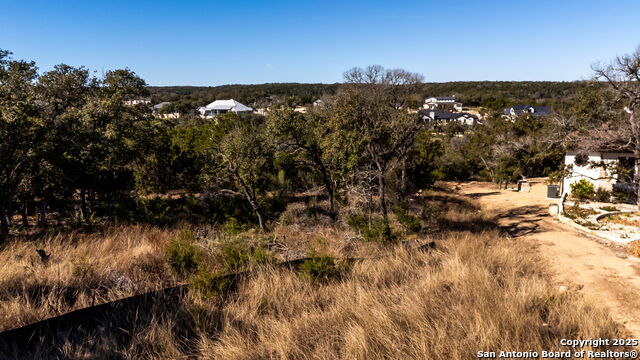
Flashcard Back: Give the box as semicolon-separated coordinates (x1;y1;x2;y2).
224;217;247;235
261;196;288;221
599;205;619;212
593;188;612;202
574;219;600;230
346;214;397;243
394;201;422;233
165;230;201;275
279;203;333;227
298;254;342;282
202;196;255;226
189;268;234;298
570;179;596;200
219;239;274;272
137;197;172;225
563;204;597;220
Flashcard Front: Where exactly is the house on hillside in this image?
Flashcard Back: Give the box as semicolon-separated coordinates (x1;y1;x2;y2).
562;150;637;196
198;99;253;118
503;105;552;118
152;102;180;119
124;98;151;106
153;102;171;112
255;107;269;116
419;109;478;126
423;96;463;112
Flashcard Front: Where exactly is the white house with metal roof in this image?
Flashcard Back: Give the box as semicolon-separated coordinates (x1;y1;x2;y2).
423;96;462;112
419;109;478;126
198;99;253;118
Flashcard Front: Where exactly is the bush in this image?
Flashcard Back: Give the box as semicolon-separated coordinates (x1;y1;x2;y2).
279;203;333;228
165;230;201;275
593;188;612;202
202;195;255;226
599;205;619;212
570;179;595;200
137;197;172;225
219;239;274;272
224;217;247;235
346;214;397;243
189;268;235;298
394;201;422;234
298;254;342;282
261;196;288;221
574;219;600;230
562;204;597;220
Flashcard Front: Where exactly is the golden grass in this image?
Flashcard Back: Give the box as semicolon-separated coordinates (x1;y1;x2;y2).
0;225;178;331
195;231;623;359
0;190;632;359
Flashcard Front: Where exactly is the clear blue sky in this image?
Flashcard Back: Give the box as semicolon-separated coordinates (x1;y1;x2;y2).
1;0;639;86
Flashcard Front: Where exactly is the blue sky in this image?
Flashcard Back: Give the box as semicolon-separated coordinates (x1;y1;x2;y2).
1;0;639;85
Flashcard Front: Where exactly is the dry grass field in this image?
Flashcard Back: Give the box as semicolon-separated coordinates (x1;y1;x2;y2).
0;226;178;332
0;189;632;359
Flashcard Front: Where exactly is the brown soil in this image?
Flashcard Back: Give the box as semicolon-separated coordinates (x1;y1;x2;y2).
459;180;640;338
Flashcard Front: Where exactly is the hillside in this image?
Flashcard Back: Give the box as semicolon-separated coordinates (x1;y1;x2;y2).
148;81;596;112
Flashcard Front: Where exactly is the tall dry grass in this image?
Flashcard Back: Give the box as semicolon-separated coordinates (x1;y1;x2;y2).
195;231;624;359
0;225;178;331
0;190;633;359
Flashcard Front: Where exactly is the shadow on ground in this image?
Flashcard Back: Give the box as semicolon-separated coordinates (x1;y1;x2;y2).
464;191;501;199
495;205;546;237
428;191;547;237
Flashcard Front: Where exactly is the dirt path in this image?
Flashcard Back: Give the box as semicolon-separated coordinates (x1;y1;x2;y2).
459;180;640;338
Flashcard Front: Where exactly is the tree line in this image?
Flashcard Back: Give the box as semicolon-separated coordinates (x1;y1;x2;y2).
1;53;440;239
149;80;595;114
3;46;637;240
0;50;159;239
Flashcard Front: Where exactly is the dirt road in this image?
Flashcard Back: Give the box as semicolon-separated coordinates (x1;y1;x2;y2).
459;181;640;338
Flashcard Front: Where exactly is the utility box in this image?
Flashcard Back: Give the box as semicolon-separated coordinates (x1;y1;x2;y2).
518;180;531;193
547;185;560;199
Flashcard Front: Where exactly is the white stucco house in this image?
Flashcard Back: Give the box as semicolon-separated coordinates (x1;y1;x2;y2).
124;98;151;106
418;109;478;126
152;102;181;119
562;150;636;195
423;96;463;112
198;99;253;118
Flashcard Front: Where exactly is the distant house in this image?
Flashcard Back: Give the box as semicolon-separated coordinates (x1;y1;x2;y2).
152;102;171;113
152;102;180;119
563;150;637;196
503;105;552;118
423;96;462;112
124;98;151;106
313;99;324;107
198;99;253;118
255;107;269;116
294;105;308;113
419;109;478;126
